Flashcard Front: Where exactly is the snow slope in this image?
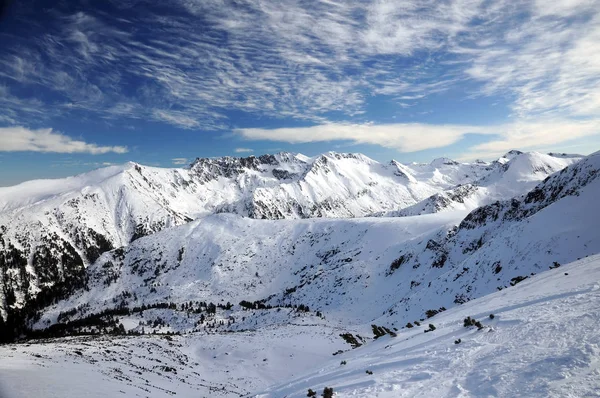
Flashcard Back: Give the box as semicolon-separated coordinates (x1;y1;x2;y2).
0;325;346;398
2;255;599;398
257;254;600;397
34;211;467;330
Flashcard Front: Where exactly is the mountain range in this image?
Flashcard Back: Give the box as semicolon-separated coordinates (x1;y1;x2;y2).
0;149;598;397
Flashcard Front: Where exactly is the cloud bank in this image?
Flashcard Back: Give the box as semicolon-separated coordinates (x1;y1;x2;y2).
236;119;600;159
0;127;128;154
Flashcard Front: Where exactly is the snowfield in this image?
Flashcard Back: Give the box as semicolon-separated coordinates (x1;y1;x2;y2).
258;255;600;398
1;255;599;397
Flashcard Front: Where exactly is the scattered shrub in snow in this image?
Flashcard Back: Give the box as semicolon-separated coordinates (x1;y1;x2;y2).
489;314;495;319
406;322;414;328
339;333;362;348
340;360;347;365
454;294;470;304
424;324;436;333
388;254;410;274
373;326;385;338
425;307;447;318
455;338;462;344
464;316;484;330
510;275;528;286
307;388;317;397
494;262;502;274
372;324;397;338
322;387;334;398
366;370;373;375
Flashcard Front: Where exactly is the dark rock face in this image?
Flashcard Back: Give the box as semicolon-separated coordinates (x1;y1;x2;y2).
272;169;298;180
190;154;296;183
190;157;260;182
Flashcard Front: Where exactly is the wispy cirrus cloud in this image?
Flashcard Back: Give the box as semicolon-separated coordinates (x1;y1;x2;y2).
234;147;254;153
0;127;128;154
0;0;598;159
463;0;600;119
0;1;510;126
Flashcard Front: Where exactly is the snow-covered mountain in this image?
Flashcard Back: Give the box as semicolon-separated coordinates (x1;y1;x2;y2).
0;151;585;329
0;151;508;315
0;150;598;397
379;151;581;217
31;151;600;337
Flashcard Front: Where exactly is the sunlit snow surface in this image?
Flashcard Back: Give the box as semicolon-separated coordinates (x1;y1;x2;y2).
0;151;597;398
258;255;600;397
1;255;599;397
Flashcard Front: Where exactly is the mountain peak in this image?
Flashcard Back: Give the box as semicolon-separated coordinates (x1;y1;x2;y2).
430;157;459;167
501;149;524;160
318;151;376;163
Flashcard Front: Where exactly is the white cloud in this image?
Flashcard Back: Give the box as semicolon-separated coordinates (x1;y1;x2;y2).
236;119;600;157
0;0;598;142
533;0;597;17
0;126;128;154
462;119;600;159
172;157;189;165
234;147;254;153
236;123;499;152
152;110;201;129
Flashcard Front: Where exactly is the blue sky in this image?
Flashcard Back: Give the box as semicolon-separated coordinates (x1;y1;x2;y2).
1;0;599;185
